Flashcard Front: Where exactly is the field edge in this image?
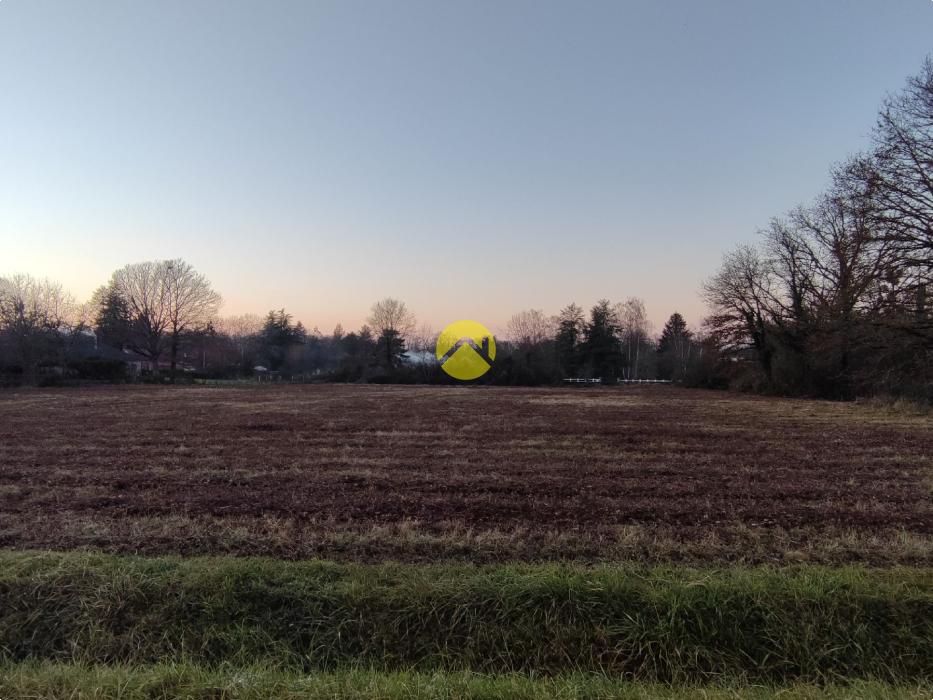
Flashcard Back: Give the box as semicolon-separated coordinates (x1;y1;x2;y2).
1;550;930;684
0;663;930;700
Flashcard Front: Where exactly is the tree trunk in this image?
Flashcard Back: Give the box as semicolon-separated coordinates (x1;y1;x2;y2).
170;332;178;384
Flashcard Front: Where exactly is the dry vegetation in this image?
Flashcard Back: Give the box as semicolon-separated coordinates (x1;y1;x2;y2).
1;384;930;564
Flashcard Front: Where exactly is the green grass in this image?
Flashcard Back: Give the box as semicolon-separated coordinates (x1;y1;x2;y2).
0;663;930;700
1;552;930;684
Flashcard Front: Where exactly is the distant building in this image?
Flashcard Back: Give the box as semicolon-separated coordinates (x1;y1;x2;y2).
70;331;156;374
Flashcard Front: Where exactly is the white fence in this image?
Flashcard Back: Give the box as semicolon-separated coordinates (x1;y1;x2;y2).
562;378;674;385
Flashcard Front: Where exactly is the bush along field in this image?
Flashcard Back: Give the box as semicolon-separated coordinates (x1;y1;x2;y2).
0;385;931;698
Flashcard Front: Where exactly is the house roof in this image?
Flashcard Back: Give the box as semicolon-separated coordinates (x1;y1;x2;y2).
74;344;152;363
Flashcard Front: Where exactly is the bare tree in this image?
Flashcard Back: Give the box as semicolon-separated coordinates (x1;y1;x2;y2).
780;195;892;322
506;309;553;348
216;313;264;363
407;323;438;380
163;260;222;377
700;58;933;396
110;259;221;377
407;323;437;355
0;274;80;382
614;297;650;379
706;192;898;392
367;298;415;338
703;245;777;378
865;57;933;281
109;261;171;366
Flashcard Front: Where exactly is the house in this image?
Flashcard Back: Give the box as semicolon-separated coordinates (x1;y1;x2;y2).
69;331;157;374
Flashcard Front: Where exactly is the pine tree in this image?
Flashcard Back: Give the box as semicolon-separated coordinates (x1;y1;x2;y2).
94;285;133;350
555;303;585;377
376;328;407;368
583;300;623;379
260;309;306;370
657;312;693;380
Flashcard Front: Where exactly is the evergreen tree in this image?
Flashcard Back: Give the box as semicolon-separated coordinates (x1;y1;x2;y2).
583;300;623;379
94;285;133;350
260;309;306;371
657;312;693;380
555;303;585;377
376;328;407;368
337;325;378;380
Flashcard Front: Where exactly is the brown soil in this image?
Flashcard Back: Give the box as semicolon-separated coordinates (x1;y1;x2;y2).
0;384;930;563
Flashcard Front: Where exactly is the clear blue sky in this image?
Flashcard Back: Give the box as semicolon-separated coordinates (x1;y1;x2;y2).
1;1;931;334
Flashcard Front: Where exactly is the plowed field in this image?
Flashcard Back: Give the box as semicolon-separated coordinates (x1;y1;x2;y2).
1;385;930;564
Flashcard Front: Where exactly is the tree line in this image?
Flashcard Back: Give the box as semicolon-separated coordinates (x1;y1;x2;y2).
0;259;699;387
2;59;930;398
703;58;933;399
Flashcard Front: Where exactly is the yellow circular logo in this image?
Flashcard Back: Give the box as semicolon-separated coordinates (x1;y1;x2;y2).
436;319;496;380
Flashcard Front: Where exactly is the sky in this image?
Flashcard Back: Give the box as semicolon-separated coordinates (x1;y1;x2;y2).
1;1;932;336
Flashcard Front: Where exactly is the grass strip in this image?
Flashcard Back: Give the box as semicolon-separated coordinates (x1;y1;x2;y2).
0;551;930;683
1;663;931;700
3;513;930;566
